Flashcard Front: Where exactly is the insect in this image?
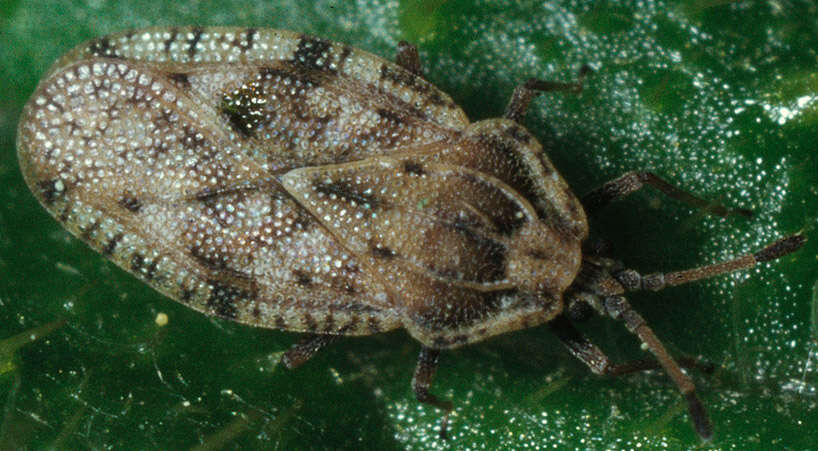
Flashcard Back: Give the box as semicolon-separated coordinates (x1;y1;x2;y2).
17;27;804;440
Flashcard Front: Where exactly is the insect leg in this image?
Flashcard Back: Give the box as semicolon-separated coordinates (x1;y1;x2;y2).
549;315;714;376
412;347;454;439
613;234;806;292
582;170;753;217
395;41;423;76
504;64;591;123
548;315;609;374
602;295;713;440
281;334;338;369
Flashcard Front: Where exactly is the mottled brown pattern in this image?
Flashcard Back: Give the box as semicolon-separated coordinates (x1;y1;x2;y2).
118;193;142;213
292;36;333;72
371;245;397;259
79;219;101;241
102;232;124;256
187;27;204;58
220;80;266;138
166;72;191;89
36;179;63;205
88;37;117;58
163;28;179;54
18;27;585;349
206;280;245;319
235;28;256;53
312;179;380;209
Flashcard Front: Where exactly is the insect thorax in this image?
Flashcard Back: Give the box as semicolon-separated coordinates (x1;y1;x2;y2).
385;120;587;348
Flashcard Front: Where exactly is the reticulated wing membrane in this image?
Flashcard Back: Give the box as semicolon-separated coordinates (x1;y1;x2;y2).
52;27;470;172
17;27;477;335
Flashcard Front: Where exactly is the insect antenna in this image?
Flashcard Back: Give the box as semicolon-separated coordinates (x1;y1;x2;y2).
613;234;805;292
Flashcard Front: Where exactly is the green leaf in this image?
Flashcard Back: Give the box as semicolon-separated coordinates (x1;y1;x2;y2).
1;1;816;449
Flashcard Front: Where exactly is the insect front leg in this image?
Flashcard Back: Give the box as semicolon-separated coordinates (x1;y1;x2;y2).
412;347;453;439
548;315;713;376
581;171;753;218
282;334;338;369
603;295;713;440
551;305;713;440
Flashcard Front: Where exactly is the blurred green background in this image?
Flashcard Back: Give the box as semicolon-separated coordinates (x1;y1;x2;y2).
1;1;817;449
